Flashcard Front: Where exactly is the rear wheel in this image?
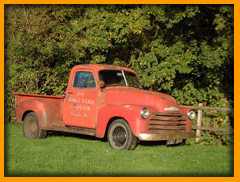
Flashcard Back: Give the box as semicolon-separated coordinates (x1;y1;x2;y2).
107;119;138;150
23;112;46;139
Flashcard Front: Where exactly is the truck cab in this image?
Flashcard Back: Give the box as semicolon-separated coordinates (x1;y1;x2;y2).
14;64;195;150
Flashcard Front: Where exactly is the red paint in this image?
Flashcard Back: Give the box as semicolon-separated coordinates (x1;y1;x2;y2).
13;64;194;141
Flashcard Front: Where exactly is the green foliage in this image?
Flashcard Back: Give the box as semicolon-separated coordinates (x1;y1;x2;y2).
5;5;234;145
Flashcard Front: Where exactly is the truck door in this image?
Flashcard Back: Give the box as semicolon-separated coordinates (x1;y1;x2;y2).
63;69;97;129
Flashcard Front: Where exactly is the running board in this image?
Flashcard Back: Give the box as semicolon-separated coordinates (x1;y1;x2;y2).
46;126;96;136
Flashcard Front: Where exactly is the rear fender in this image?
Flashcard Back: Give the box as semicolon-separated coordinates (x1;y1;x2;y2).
16;99;55;128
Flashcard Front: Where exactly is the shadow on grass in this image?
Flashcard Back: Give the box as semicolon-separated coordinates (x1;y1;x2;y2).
46;131;182;147
47;131;192;148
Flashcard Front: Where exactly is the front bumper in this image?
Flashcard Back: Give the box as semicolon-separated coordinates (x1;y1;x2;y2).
138;132;196;141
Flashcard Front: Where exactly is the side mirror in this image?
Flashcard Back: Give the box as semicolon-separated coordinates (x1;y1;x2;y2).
99;80;106;89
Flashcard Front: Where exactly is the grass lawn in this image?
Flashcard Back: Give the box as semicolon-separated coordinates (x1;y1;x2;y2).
4;123;234;177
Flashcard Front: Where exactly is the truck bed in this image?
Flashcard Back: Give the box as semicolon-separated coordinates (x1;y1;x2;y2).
13;93;65;127
13;93;64;100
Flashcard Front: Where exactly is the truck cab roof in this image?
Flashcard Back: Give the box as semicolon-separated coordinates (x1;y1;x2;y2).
72;64;136;74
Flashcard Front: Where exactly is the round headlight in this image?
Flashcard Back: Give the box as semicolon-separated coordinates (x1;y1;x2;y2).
188;110;196;120
141;108;150;119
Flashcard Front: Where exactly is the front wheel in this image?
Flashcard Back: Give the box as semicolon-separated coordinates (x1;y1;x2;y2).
166;139;186;146
107;119;138;150
23;112;47;139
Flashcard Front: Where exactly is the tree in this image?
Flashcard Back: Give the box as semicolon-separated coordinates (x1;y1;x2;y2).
4;4;234;145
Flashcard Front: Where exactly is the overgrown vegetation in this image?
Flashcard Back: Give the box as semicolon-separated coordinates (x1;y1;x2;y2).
4;5;234;145
5;123;233;177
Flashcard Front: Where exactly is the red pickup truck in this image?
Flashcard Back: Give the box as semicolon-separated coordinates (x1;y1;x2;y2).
14;64;195;150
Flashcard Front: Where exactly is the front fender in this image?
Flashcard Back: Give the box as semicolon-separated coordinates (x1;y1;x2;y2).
96;105;154;138
16;99;55;128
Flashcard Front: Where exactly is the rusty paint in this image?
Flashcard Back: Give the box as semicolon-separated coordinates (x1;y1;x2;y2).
48;126;96;136
138;132;196;141
147;112;188;134
13;64;195;145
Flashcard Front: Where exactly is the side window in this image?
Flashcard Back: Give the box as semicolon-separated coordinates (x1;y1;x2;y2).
73;71;96;88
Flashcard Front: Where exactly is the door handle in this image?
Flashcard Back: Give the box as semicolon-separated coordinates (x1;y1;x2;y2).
68;92;74;94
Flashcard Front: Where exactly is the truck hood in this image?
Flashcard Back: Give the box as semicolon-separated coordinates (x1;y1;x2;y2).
103;87;179;113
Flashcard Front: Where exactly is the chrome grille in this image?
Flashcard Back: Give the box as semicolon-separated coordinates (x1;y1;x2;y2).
148;112;187;134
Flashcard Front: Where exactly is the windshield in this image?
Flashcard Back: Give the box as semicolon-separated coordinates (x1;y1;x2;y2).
99;70;142;88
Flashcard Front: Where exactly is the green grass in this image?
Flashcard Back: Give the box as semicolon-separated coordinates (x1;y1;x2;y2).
4;123;233;177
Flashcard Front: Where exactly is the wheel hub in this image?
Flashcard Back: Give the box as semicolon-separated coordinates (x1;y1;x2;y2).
113;126;127;146
30;120;37;134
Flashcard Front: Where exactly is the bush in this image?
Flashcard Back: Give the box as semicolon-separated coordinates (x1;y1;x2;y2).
4;4;234;145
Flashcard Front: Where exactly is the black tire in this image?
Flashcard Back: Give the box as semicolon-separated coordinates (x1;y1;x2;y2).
166;139;186;146
23;112;46;139
107;119;138;150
